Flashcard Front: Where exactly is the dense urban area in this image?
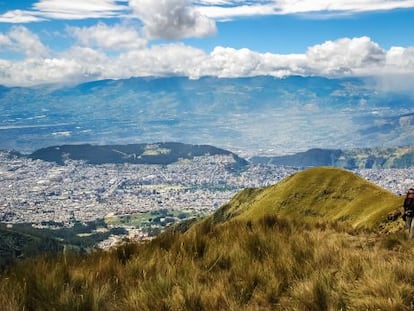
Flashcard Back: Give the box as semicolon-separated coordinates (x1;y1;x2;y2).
1;150;413;245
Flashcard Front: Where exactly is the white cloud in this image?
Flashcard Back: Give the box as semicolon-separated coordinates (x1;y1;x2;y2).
197;3;277;20
0;34;12;47
33;0;129;20
0;59;76;86
68;22;146;51
195;0;234;4
386;46;414;72
0;26;49;58
0;1;130;23
1;35;414;88
203;47;307;77
196;0;414;20
2;0;414;24
306;37;386;75
61;46;109;70
0;47;109;86
206;47;262;76
109;43;207;78
0;10;44;23
129;0;217;39
372;47;414;92
275;0;414;14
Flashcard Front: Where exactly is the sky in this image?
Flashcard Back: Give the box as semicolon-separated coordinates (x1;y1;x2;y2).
1;0;414;86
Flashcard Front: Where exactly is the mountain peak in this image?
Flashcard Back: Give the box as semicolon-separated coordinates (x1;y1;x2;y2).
211;167;402;230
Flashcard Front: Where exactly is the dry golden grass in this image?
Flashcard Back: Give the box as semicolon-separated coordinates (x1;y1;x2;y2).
0;167;412;310
1;215;414;310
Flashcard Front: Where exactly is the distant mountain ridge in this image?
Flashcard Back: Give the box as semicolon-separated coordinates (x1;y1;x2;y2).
251;146;414;169
1;75;413;153
28;142;249;168
20;143;414;169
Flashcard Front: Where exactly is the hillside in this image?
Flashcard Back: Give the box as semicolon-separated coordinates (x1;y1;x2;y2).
251;145;414;169
0;225;63;269
0;167;412;311
209;167;403;230
0;221;128;269
28;142;248;169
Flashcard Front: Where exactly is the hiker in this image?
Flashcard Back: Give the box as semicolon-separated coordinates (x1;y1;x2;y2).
403;188;414;238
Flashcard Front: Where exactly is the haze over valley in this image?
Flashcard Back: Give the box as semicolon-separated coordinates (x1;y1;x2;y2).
1;76;413;156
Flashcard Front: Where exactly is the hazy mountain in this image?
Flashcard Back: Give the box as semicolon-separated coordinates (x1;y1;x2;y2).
27;142;248;168
251;146;414;169
1;76;413;155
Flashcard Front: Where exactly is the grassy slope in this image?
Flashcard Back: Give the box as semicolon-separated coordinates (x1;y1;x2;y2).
1;167;412;311
214;167;403;230
0;226;64;269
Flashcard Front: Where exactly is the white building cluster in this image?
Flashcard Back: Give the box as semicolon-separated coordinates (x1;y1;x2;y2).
1;150;413;226
0;152;296;225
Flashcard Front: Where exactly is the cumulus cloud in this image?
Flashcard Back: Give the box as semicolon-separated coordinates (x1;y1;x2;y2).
129;0;217;39
205;47;307;77
0;26;49;58
109;43;207;78
386;46;414;72
306;37;386;75
68;22;146;51
0;47;110;86
1;35;414;88
371;47;414;92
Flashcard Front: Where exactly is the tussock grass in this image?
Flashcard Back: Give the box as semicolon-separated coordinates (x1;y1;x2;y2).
2;215;414;310
1;167;412;310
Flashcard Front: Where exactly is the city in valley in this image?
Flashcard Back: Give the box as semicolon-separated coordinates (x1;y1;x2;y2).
1;151;413;246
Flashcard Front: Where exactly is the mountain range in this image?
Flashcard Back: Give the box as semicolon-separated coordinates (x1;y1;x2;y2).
252;145;414;169
15;142;414;169
1;76;413;155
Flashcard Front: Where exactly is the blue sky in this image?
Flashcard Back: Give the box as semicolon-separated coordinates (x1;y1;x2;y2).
1;0;414;86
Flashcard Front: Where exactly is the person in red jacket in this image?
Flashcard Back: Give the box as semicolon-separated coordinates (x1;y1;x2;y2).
403;188;414;238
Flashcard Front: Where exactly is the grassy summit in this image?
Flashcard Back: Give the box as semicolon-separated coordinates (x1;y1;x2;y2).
1;167;412;311
213;167;402;230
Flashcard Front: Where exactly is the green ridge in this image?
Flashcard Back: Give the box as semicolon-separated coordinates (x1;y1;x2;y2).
207;167;403;230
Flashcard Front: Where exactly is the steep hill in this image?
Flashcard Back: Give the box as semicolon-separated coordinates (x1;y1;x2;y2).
251;146;414;169
209;167;403;230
